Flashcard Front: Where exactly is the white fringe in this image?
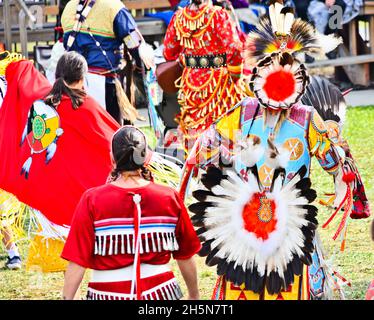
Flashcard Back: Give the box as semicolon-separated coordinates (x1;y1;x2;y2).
145;233;150;253
29;210;70;240
94;231;179;256
121;234;125;254
114;234;118;255
87;278;183;300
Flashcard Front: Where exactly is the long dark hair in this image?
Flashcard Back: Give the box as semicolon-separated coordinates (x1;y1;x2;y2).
44;52;87;109
191;0;204;5
110;126;152;181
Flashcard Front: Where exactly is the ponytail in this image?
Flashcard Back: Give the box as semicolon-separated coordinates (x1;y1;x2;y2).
44;51;88;109
110;147;134;181
45;77;86;109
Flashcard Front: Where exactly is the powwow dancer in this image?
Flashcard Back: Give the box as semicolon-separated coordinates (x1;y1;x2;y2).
0;51;118;272
61;0;154;124
0;51;180;273
62;126;201;300
163;0;244;152
180;0;370;300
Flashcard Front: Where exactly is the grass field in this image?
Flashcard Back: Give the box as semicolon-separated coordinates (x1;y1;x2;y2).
0;107;373;300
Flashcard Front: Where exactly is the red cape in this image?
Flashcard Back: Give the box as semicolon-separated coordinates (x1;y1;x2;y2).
0;60;120;226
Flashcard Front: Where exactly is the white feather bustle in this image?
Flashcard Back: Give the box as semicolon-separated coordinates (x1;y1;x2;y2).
199;169;313;277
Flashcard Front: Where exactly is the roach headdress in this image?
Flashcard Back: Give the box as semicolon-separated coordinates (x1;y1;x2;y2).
244;0;340;62
245;0;340;111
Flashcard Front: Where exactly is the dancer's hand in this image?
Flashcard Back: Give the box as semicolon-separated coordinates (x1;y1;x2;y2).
325;0;336;7
139;42;155;70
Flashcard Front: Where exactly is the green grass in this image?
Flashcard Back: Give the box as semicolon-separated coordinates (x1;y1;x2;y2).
0;107;373;300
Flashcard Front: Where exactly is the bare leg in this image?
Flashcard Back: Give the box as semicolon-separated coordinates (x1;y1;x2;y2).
1;225;22;269
2;225;15;250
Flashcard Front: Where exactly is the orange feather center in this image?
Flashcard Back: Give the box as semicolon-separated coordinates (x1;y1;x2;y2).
242;192;277;240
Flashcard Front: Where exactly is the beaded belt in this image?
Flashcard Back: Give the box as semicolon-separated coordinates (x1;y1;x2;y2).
185;53;227;69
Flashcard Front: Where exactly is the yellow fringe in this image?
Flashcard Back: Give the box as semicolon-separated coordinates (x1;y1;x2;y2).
0;189;28;247
0;51;24;76
0;189;68;273
147;154;182;189
26;235;68;273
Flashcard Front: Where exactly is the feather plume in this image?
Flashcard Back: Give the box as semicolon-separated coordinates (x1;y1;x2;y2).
273;1;284;34
289;19;320;53
266;137;290;169
315;32;343;55
20;123;28;146
282;7;295;35
277;8;285;34
244;16;319;63
301;75;346;127
21;156;33;179
269;3;278;34
233;136;264;168
244;18;278;61
45;142;57;164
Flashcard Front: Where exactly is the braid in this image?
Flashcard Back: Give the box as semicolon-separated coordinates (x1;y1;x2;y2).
140;166;153;182
110;167;122;181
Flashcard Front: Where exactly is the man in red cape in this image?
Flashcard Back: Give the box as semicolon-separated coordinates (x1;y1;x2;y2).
0;58;120;228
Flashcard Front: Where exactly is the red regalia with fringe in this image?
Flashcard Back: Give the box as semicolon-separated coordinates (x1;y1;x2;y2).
62;182;201;300
0;60;120;227
163;3;244;146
